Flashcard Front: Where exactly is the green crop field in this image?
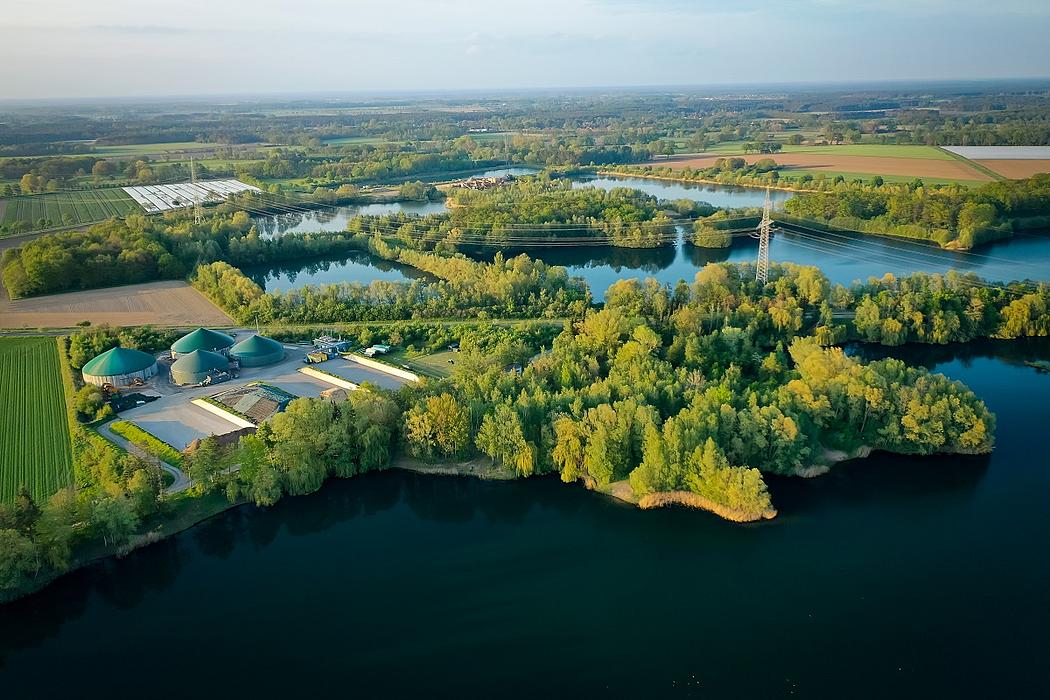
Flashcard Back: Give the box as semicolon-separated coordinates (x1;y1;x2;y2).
778;169;987;188
0;337;74;502
322;136;391;146
0;189;142;234
93;141;227;157
776;144;953;159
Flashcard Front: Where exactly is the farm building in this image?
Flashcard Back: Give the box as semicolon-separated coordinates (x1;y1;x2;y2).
229;334;285;367
171;328;235;359
81;346;159;387
364;344;391;357
170;349;230;386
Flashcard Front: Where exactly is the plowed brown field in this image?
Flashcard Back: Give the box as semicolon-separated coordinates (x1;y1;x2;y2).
0;280;234;328
646;153;992;181
976;160;1050;179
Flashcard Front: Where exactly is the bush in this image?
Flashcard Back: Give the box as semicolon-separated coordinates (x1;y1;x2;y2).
73;384;105;422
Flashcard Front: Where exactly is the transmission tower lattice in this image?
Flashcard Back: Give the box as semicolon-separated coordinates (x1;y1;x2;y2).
755;186;773;285
190;157;203;225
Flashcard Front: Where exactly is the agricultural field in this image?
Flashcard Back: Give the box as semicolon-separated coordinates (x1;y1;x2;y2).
0;280;235;329
975;160;1050;179
779;144;954;159
645;145;991;186
942;146;1050;179
0;188;141;234
0;337;73;502
322;136;391;146
93;141;228;157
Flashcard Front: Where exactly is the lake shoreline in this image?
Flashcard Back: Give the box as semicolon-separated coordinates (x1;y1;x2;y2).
593;168;817;195
0;492;244;605
0;428;1005;605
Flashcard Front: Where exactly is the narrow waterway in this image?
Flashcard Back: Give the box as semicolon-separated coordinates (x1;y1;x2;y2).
572;173;794;209
249;173;1050;299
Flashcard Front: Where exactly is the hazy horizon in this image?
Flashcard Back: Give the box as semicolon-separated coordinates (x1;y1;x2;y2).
3;0;1049;100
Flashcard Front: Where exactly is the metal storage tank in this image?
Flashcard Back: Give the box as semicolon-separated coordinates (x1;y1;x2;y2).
170;328;235;359
229;334;285;367
82;346;159;387
169;349;230;386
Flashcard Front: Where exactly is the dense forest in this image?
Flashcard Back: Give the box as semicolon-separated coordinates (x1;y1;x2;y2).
780;175;1050;248
445;176;712;247
193;264;999;525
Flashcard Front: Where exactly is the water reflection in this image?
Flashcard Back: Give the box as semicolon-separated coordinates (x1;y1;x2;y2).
254;200;449;238
846;336;1050;369
573;174;795;209
768;450;990;519
244;251;426;292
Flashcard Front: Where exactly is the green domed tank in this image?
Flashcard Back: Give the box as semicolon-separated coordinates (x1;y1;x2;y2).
229;334;285;367
82;346;159;387
169;349;229;385
170;328;235;358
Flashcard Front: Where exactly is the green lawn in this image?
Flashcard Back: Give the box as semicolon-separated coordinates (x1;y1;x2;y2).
466;131;514;143
778;168;986;188
0;188;141;234
0;338;74;502
776;144;953;159
93;141;228;157
322;136;392;146
703;140;752;154
382;348;457;378
691;142;950;160
110;420;184;468
159;157;264;168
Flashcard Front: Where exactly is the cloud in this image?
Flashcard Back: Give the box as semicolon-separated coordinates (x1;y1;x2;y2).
90;24;191;35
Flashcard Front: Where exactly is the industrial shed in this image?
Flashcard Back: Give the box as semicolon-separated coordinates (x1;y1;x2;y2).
170;328;235;359
81;346;159;387
170;349;230;386
206;382;296;424
229;334;285;367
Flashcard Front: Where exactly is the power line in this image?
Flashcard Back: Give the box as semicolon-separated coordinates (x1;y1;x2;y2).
190;157;203;226
778;223;1049;282
755;187;772;284
778;228;1042;297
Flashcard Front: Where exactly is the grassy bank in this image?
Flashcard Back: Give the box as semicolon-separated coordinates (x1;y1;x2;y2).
109;420;184;467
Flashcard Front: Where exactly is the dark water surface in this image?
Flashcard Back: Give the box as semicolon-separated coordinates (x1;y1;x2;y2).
251;167;540;238
2;340;1049;698
243;250;427;292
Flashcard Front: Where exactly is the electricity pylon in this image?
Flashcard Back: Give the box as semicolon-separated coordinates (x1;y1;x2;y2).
755;186;772;284
190;157;203;225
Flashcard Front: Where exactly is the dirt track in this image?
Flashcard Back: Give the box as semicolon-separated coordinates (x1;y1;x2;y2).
976;160;1050;179
648;153;992;181
0;280;234;329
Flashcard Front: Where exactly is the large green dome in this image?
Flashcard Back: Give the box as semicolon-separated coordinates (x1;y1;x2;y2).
230;334;285;367
82;346;157;377
170;349;228;373
171;328;234;354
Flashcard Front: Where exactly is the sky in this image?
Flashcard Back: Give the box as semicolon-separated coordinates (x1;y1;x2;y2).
2;0;1048;99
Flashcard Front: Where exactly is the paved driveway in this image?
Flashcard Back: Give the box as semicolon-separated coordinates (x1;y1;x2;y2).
121;399;243;450
320;359;408;390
